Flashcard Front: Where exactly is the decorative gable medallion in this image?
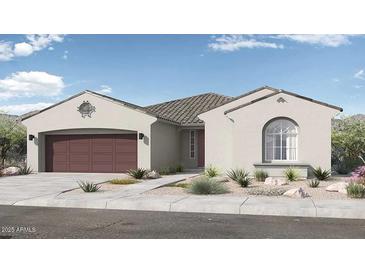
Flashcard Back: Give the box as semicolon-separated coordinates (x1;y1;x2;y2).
277;97;287;103
77;101;96;118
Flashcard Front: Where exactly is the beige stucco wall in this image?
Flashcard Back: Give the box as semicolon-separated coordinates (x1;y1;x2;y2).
198;88;275;171
22;92;157;172
199;89;340;174
150;121;180;170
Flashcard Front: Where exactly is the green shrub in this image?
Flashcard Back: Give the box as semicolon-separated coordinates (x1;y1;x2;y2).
189;176;228;195
18;166;32;175
127;168;148;179
284;167;300;181
158;167;170;175
109;178;138;185
346;182;365;198
78;181;100;192
168;166;177;174
254;169;268;182
308;179;320;188
176;165;184;172
313;167;331;180
204;165;219;177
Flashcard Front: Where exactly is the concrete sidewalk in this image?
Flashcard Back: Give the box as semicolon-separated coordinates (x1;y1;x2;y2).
13;191;365;219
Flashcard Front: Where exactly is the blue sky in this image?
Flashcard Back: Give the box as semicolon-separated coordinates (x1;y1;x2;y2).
0;34;364;115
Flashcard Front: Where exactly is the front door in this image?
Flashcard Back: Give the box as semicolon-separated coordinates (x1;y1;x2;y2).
197;129;205;167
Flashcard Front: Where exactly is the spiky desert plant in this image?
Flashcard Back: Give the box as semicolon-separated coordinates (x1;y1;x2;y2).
313;167;331;181
175;164;184;173
78;181;101;192
237;176;252;188
226;168;249;181
284;167;300;181
127;168;148;179
254;169;268;182
204;165;219;178
346;182;365;198
18;166;33;175
308;179;320;188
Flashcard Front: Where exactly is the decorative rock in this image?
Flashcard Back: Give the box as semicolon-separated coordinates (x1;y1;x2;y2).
283;187;310;198
264;177;288;186
212;176;229;183
146;170;161;179
1;166;21;176
326;182;349;194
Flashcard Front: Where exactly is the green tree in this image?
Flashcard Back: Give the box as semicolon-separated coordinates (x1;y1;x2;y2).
0;114;26;168
332;116;365;173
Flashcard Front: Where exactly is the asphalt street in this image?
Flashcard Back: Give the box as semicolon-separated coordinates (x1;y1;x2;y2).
1;205;365;239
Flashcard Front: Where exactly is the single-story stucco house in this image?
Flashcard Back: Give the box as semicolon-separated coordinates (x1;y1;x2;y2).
21;86;342;177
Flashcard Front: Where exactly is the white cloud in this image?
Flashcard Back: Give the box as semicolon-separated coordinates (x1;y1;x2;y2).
26;34;64;51
0;102;53;115
276;35;351;47
0;71;65;99
48;47;54;51
332;78;340;82
353;85;363;89
0;34;64;61
14;42;34;56
0;41;14;61
62;50;68;60
354;69;365;80
208;35;284;52
96;85;112;94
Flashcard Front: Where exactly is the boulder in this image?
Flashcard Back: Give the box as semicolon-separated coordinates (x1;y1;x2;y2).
146;170;161;179
264;177;288;186
212;176;229;183
283;187;310;198
1;166;21;176
326;182;349;194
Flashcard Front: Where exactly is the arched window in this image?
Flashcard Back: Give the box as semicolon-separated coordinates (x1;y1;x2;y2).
264;118;298;161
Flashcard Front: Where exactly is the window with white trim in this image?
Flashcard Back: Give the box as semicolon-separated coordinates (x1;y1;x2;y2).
190;130;195;158
264;119;298;161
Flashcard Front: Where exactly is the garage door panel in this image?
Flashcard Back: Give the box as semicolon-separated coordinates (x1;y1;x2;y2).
46;134;137;172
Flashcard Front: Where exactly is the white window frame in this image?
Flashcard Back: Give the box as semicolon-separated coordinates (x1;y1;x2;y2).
264;119;298;162
190;130;195;159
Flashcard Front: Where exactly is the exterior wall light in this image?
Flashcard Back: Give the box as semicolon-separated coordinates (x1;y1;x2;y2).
138;133;145;140
29;134;35;141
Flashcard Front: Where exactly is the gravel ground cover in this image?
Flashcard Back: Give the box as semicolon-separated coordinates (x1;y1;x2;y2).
143;175;352;200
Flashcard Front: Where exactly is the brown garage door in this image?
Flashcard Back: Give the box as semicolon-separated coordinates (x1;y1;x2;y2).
45;134;137;173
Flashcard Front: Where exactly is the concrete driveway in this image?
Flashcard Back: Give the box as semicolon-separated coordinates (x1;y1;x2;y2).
0;172;124;205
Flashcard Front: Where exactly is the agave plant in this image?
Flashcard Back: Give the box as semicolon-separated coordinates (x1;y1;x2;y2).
78;181;101;192
346;182;365;198
204;165;219;177
284;167;299;181
226;168;249;181
254;169;268;182
18;166;33;175
313;167;331;181
127;168;148;179
227;168;251;187
308;179;320;188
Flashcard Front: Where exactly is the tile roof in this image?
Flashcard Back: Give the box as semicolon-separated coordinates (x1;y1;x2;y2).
144;92;233;126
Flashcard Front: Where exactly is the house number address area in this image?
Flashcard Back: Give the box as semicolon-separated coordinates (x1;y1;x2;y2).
1;226;37;233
